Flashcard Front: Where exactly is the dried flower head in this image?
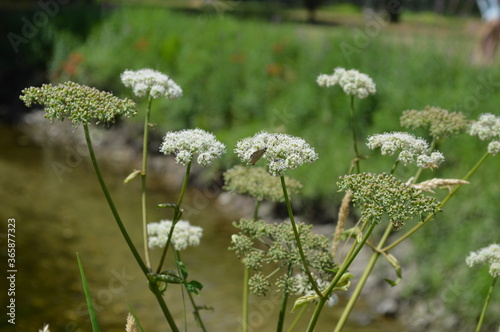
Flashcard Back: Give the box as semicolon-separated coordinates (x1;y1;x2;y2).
367;132;445;168
121;68;182;99
469;113;500;141
466;243;500;278
400;106;469;140
223;165;302;202
235;131;318;176
159;129;226;167
148;220;203;251
410;178;469;193
337;172;441;230
125;313;138;332
20;82;137;126
317;67;376;99
230;218;336;295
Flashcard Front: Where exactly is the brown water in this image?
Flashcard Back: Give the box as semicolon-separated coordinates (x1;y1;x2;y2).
0;124;404;332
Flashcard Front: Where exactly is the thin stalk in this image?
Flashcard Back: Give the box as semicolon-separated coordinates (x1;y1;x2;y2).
286;305;308;332
83;124;178;331
280;175;323;298
242;265;250;332
390;160;399;175
306;220;377;332
333;222;393;332
253;200;262;221
350;95;361;173
156;161;192;273
383;152;491;252
141;95;153;270
475;277;497;332
276;265;293;332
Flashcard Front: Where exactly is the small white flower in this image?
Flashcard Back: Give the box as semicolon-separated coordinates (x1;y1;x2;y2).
121;68;182;99
291;274;338;307
160;129;226;167
148;220;203;251
488;140;500;155
466;243;500;278
317;67;376;99
416;151;445;169
469;113;500;141
235;131;318;176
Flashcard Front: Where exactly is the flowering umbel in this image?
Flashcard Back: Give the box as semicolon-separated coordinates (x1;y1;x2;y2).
317;67;376;99
337;172;441;230
121;68;182;99
235;131;318;176
466;243;500;278
367;132;445;168
148;220;203;251
469;113;500;156
223;166;302;202
159;129;226;167
20;81;137;126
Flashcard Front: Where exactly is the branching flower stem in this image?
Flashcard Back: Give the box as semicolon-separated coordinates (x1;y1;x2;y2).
306;219;377;332
383;151;490;252
82;124;178;332
156;161;192;274
281;176;322;298
276;265;293;332
475;276;496;332
142;95;153;270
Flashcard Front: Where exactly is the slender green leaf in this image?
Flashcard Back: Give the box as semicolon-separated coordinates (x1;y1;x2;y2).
76;253;100;332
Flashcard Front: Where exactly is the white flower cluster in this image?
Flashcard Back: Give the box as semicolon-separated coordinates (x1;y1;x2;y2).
121;68;182;99
235;131;318;176
317;67;376;99
469;113;500;156
148;220;203;251
466;243;500;278
367;132;445;168
160;129;226;167
292;274;337;307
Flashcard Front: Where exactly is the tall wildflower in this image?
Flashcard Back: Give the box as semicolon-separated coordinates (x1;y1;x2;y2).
317;67;376;99
159;129;226;166
121;68;182;99
400;106;469;140
20;81;137;125
367;132;445;168
235;131;318;176
469;113;500;156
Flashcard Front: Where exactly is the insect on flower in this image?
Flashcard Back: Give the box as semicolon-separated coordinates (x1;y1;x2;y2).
249;148;267;165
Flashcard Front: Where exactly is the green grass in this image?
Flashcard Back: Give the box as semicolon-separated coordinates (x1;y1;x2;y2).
46;6;500;329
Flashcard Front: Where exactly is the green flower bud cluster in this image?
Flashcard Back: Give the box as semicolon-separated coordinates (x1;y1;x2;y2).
229;218;336;296
20;81;137;126
400;106;469;140
223;166;302;202
337;172;441;230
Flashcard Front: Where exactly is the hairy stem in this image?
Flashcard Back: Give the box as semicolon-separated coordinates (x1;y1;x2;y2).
141;95;153;270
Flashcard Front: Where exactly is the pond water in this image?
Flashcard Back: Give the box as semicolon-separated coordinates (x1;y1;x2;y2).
0;124;404;332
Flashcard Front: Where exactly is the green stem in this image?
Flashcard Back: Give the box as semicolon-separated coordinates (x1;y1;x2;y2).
242;265;250;332
286;304;308;332
83;124;178;331
253;200;262;221
142;95;153;270
383;152;491;252
156;161;192;274
280;176;323;298
306;220;377;332
390;160;399;175
276;265;293;332
333;222;393;332
350;95;361;173
475;277;497;332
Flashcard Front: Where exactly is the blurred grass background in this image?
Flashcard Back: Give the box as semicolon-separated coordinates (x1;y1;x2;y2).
6;2;499;329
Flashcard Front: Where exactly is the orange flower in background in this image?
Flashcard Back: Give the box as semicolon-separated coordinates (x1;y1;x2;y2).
134;37;150;52
61;51;85;77
230;52;246;64
266;63;282;77
272;42;284;55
